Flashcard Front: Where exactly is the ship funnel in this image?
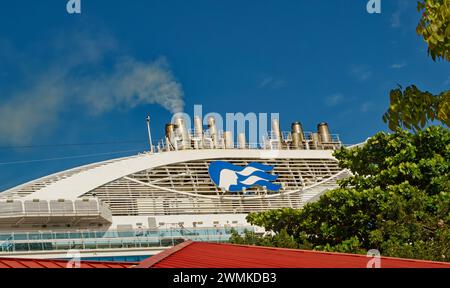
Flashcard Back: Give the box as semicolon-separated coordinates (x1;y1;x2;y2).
291;122;305;141
271;118;283;142
224;131;234;148
291;133;301;149
193;116;204;148
238;133;246;149
317;122;332;143
291;122;305;149
194;116;203;138
165;123;176;151
309;132;320;149
175;116;190;149
207;116;218;148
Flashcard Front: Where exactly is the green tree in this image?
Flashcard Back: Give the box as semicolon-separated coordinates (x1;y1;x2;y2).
272;229;299;249
246;127;450;262
229;228;300;249
382;85;449;131
236;0;450;262
383;0;449;132
417;0;450;61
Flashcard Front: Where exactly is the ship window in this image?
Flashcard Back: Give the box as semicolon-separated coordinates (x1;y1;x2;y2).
158;222;165;226
213;221;219;224
232;221;238;224
197;221;203;225
136;223;143;226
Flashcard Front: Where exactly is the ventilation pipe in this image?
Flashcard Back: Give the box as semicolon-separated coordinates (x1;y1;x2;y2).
175;116;190;149
310;132;320;149
291;122;305;141
165;123;176;151
193;116;204;148
271;118;283;143
291;122;305;149
224;131;233;148
207;116;218;148
317;122;332;143
291;132;302;149
238;133;246;149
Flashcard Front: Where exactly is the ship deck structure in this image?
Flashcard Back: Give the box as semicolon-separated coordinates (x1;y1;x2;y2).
0;115;359;259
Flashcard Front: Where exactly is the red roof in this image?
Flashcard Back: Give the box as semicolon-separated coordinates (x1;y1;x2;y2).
136;241;450;268
2;241;449;268
0;257;136;268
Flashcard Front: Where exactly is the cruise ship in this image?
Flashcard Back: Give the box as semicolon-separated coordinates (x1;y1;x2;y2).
0;115;354;261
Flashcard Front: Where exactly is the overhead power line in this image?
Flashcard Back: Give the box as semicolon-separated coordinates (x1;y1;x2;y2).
0;140;146;150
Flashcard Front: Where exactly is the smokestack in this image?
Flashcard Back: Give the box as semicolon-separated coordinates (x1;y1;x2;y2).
317;122;332;143
165;123;176;151
309;132;320;149
207;116;218;148
291;122;305;149
193;116;204;148
194;116;203;138
238;133;246;149
271;118;282;142
291;122;305;141
175;116;190;149
224;131;233;148
291;132;301;149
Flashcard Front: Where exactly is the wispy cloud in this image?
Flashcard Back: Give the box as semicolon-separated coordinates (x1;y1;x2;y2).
360;102;374;112
259;76;286;89
350;65;372;81
0;32;184;145
0;77;65;145
389;62;407;69
324;93;344;107
390;0;410;28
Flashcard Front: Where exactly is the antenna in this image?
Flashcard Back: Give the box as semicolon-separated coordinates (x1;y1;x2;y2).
146;115;154;153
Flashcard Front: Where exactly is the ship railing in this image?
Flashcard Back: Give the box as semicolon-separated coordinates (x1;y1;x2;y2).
0;226;255;253
0;198;113;228
149;131;342;153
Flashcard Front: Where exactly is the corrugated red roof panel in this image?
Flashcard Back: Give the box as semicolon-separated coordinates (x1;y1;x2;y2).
0;257;136;268
2;242;450;268
136;241;450;268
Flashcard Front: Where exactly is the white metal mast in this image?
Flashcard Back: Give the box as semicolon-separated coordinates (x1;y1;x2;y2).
146;115;154;153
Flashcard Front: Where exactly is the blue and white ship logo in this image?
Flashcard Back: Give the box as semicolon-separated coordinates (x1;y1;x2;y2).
208;161;281;192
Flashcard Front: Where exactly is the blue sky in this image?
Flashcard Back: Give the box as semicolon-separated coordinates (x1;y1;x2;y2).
0;0;449;191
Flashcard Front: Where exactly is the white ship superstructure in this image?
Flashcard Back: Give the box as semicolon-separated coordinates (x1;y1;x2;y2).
0;115;354;259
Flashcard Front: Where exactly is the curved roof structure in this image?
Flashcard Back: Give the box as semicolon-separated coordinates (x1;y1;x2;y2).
1;114;358;224
1;148;350;217
30;149;333;199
